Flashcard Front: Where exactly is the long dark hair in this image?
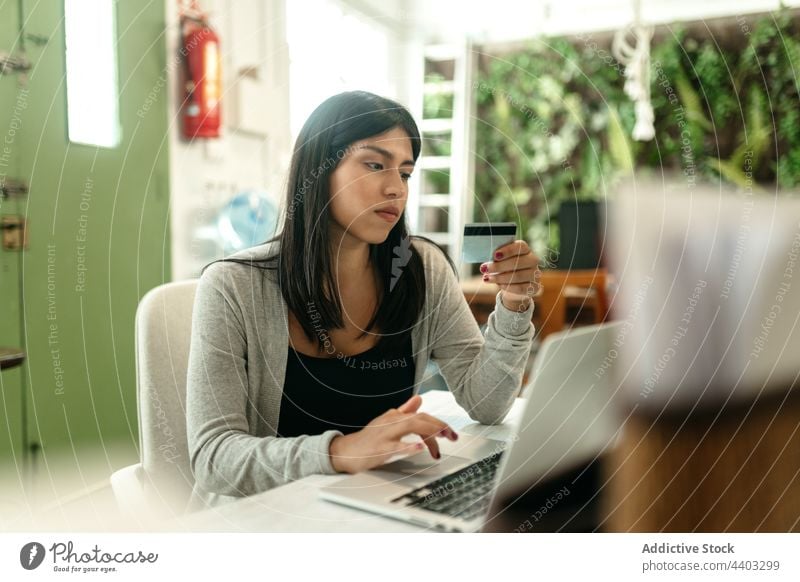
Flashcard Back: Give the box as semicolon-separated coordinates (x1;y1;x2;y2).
209;90;454;353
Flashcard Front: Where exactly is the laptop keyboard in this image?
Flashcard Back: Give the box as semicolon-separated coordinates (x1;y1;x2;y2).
391;451;504;522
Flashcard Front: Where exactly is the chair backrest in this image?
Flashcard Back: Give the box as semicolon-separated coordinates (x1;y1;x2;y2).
537;269;609;339
135;279;198;516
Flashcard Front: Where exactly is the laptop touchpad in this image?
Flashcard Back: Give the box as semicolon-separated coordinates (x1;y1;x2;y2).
378;453;474;478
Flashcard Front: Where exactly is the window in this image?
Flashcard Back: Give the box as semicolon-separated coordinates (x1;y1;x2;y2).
286;0;392;139
64;0;121;147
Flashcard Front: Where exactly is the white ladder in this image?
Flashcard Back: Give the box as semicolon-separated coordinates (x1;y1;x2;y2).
409;40;477;278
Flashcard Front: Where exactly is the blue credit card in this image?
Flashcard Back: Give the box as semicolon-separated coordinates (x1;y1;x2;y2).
461;222;517;263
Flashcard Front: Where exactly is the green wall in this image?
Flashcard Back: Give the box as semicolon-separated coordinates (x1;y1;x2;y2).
1;0;171;473
0;0;25;471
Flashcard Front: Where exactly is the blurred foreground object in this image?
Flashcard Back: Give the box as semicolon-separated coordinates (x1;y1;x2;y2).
604;179;800;531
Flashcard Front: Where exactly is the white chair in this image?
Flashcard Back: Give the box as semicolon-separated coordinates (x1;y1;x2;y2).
110;280;198;522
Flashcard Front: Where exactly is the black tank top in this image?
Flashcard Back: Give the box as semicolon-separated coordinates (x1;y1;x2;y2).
276;336;416;437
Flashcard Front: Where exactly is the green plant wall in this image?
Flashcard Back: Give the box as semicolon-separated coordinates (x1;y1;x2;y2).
469;10;800;258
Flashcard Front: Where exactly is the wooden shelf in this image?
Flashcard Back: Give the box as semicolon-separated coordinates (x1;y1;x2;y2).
424;44;458;61
418;232;450;245
419;194;451;207
0;347;26;370
424;80;455;95
419;118;453;134
420;155;451;170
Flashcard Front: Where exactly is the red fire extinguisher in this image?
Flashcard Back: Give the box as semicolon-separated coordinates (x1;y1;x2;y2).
181;10;221;139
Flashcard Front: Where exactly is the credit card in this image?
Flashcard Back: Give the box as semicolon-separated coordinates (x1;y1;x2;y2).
461;222;517;263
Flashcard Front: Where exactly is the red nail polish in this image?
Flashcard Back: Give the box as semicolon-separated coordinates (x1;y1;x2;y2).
483;275;489;281
495;252;503;259
480;264;488;273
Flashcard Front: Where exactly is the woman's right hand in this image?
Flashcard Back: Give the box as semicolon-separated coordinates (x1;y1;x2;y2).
328;394;459;474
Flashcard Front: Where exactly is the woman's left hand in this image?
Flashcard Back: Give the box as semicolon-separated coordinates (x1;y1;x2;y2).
480;240;542;312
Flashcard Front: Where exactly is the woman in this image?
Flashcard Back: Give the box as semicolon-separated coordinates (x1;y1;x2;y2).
186;91;540;509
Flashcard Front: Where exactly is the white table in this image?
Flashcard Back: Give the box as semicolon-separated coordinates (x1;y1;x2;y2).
169;391;524;532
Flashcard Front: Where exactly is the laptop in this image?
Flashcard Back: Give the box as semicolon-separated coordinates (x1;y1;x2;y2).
319;321;625;532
